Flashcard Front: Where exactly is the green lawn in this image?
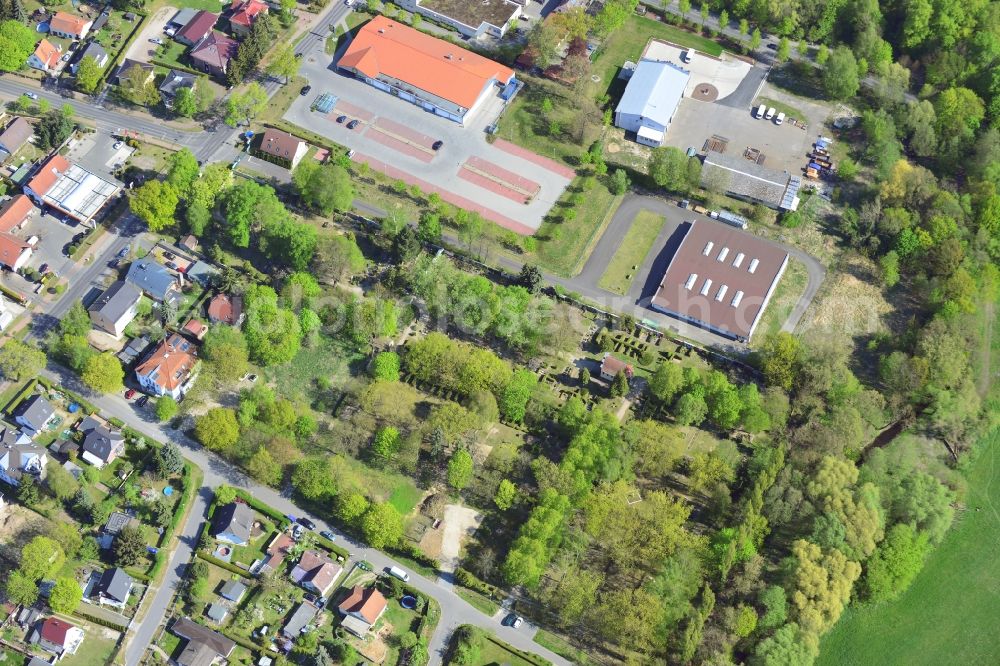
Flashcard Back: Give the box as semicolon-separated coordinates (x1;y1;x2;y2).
264;335;361;406
0;648;27;666
454;587;501;616
751;256;809;342
818;427;1000;665
389;484;422;516
152;40;188;70
597;210;665;294
59;629;118;666
532;180;622;277
466;635;540;666
533;629;596;666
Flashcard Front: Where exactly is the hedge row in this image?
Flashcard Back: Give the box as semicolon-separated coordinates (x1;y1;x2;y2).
195;551;255;578
483;634;553;666
36;376;99;414
455;567;506;602
230;487;291;528
4;378;38;413
72;608;129;632
148;462;200;581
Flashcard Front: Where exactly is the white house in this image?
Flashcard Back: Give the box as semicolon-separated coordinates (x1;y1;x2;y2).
134;333;198;399
614;59;689;147
88;281;142;338
0;425;47;487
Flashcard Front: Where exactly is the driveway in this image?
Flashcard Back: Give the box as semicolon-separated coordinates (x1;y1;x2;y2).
121;5;177;65
284;35;572;234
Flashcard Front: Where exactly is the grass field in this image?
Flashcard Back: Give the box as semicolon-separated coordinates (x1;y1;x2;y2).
598;210;665;294
818;427;1000;665
389;484;422;516
454;587;501;616
59;628;118;666
751;257;808;341
532;181;622;277
534;629;596;665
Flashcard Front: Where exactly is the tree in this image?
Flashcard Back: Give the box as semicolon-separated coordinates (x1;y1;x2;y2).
788;539;861;635
130;180;179;232
155;395;179;421
166;148;200;191
499;369;536;422
392;226;421;264
494;479;517;510
447;449;474;491
313;234;365;285
45;461;78;502
371;426;401;463
224;82;268;127
361;502;403;548
247;446;282;486
293;162;354;215
173;86;197;117
4;570;38;606
292;458;337;501
648;362;684;404
118;64;160;106
674;391;708;425
243;285;302;365
610;370;630;397
202;325;249;382
48;576;82;613
157;442;184;476
35;110;74;151
260;217;317;272
823;47;860;100
81;352;124;393
266;43;300;83
649;147;694;192
776;37;791;62
610;168;630;195
687;452;734;494
0;339;46;380
749;28;761;52
751;622;817;666
862;523;930;602
757;332;800;390
371;351;400;382
75;56;102;93
195;408;240;451
20;536;65;581
114;525;147;567
0;20;37;72
517;264;543;293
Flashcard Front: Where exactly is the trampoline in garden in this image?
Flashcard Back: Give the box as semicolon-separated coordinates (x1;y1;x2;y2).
37;22;49;32
163;486;174;496
311;93;338;114
400;595;417;610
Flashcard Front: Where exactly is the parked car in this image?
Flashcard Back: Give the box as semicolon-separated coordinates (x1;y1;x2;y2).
755;103;766;118
774;111;785;125
347;149;355;159
109;258;120;268
765;107;776;120
387;566;409;582
25;92;38;100
165;261;178;270
347;119;360;129
149;38;163;45
125;388;136;400
432;140;443;150
300;85;312;96
320;530;336;542
38;263;48;274
164;251;175;260
61;54;71;62
113;140;124;150
503;613;523;628
117;246;129;258
766;43;777;50
336;115;347;123
298;517;316;530
136;395;149;407
513;616;524;628
678;199;690;209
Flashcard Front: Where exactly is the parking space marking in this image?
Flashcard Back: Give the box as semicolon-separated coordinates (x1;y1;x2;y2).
491;138;577;180
354;152;536;235
363;126;434;163
465;157;540;196
331;100;376;123
458;168;529;204
374;117;437;150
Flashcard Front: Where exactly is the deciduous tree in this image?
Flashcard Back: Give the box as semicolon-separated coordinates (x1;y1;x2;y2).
48;576;82;613
195;407;240;451
0;339;45;380
75;56;102;93
130;180;179;232
361;502;403;548
81;352;125;393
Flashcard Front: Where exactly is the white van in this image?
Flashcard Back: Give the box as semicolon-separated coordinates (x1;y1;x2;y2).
755;103;766;119
765;107;776;120
774;112;785;125
387;566;410;582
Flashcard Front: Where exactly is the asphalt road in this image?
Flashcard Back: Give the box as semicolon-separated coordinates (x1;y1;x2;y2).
35;367;567;666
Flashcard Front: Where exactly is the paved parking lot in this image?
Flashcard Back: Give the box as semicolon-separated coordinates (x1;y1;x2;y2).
285;44;572;234
121;5;177;65
20;209;81;275
66;133;134;178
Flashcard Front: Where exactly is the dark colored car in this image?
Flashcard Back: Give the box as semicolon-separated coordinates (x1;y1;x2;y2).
164;252;175;260
165;261;178;270
300;85;312;96
117;246;129;258
294;51;303;58
347;119;360;129
298;517;316;530
766;43;777;50
432;140;443;150
38;263;48;274
136;395;149;407
336;115;347;123
109;258;120;268
320;530;336;541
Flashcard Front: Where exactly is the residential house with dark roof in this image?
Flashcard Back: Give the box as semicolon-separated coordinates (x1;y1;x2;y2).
207;293;243;326
112;59;154;86
219;580;247;602
158;69;199;108
252;129;307;170
282;601;319;639
210;501;254;545
89;280;142;338
27;39;62;73
33;617;84;656
170;617;236;666
0;425;47;487
0;118;34;157
188;32;238;78
94;567;133;608
135;333;199;400
168;8;198;31
49;12;93;39
71;41;108;73
650;219;789;342
13;394;55;432
124;257;180;303
228;0;268;37
338;16;515;124
176;11;219;46
27;657;52;666
337;585;387;637
290;550;342;597
206;603;228;623
80;421;126;469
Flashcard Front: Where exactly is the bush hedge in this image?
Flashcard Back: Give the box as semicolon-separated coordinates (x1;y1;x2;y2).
196;551;254;578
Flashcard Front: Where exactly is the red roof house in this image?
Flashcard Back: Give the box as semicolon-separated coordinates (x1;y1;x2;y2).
176;10;219;46
228;0;268;36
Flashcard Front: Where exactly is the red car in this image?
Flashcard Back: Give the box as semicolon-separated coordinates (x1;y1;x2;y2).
124;389;136;400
